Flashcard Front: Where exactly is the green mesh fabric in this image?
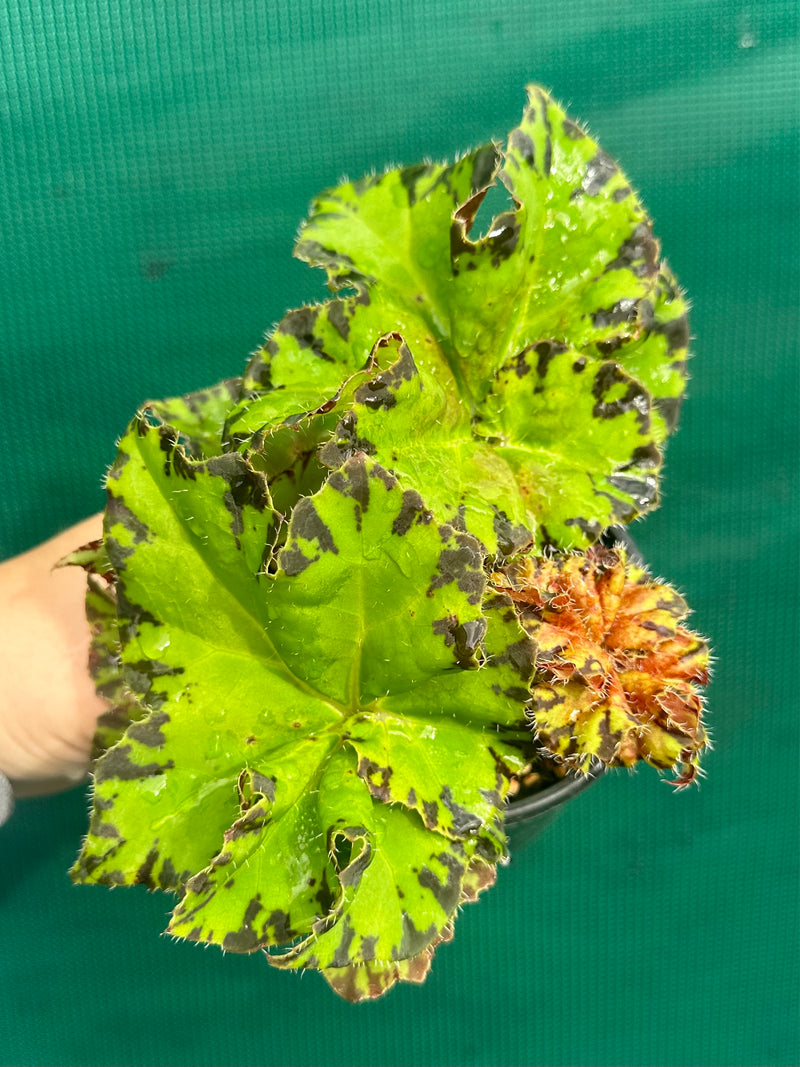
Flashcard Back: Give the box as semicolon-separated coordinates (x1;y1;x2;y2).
0;2;797;1064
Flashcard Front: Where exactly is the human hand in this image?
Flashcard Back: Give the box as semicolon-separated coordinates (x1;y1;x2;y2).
0;515;108;799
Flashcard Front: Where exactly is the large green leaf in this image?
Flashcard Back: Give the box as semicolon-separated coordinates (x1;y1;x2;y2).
321;334;660;551
72;418;533;997
227;85;688;551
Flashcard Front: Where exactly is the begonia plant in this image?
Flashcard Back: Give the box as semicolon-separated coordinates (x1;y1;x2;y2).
67;86;710;1001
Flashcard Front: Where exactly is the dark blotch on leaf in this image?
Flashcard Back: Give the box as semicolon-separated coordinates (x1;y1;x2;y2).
418;852;465;913
581;149;618;196
360;934;379;962
495;636;535;679
327;299;351;342
205;453;270;545
249;771;276;802
562;117;585;140
509;127;535;169
392;489;432;536
280;305;323;353
105;494;151;550
327;458;371;515
396;912;438;960
470;143;501;194
126;710;169;748
655;394;683;433
266;908;294;942
485;212;521;266
222;897;264;953
591;363;651;431
440;785;482;836
534;340;568;380
606;472;659;511
354;340;417;411
398;162;434;207
158;425;197;480
185;869;214;896
592;298;639;329
94;744;174;783
451;618;487;669
338;831;372;888
90;817;121;840
158;856;180;890
422;800;439;829
493;510;533;557
428;533;484;605
604;222;659;279
432;615;458;647
134;846;159;886
357;758;393;804
564;515;604;540
330;914;357;968
282;497;338;575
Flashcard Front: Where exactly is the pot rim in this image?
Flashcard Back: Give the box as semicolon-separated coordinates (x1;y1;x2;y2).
504;759;606;824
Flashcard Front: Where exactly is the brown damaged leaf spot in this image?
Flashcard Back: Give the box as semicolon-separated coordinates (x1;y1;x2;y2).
356;757;393;804
322;952;428;1003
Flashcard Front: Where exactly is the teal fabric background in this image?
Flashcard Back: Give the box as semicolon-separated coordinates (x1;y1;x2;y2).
1;2;797;1065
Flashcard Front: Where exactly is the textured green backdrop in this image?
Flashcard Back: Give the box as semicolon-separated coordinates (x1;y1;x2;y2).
1;2;797;1065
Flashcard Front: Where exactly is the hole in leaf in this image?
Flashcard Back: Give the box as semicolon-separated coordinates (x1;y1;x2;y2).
470;181;518;241
332;835;353;871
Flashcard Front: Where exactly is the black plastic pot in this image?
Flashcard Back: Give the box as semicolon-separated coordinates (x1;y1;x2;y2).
505;760;605;850
502;524;642;851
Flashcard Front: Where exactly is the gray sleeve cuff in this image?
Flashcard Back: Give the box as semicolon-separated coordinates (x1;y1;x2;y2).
0;770;14;827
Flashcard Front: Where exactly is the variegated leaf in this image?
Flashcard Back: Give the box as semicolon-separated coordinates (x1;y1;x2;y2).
72;419;533;997
230;85;688;551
